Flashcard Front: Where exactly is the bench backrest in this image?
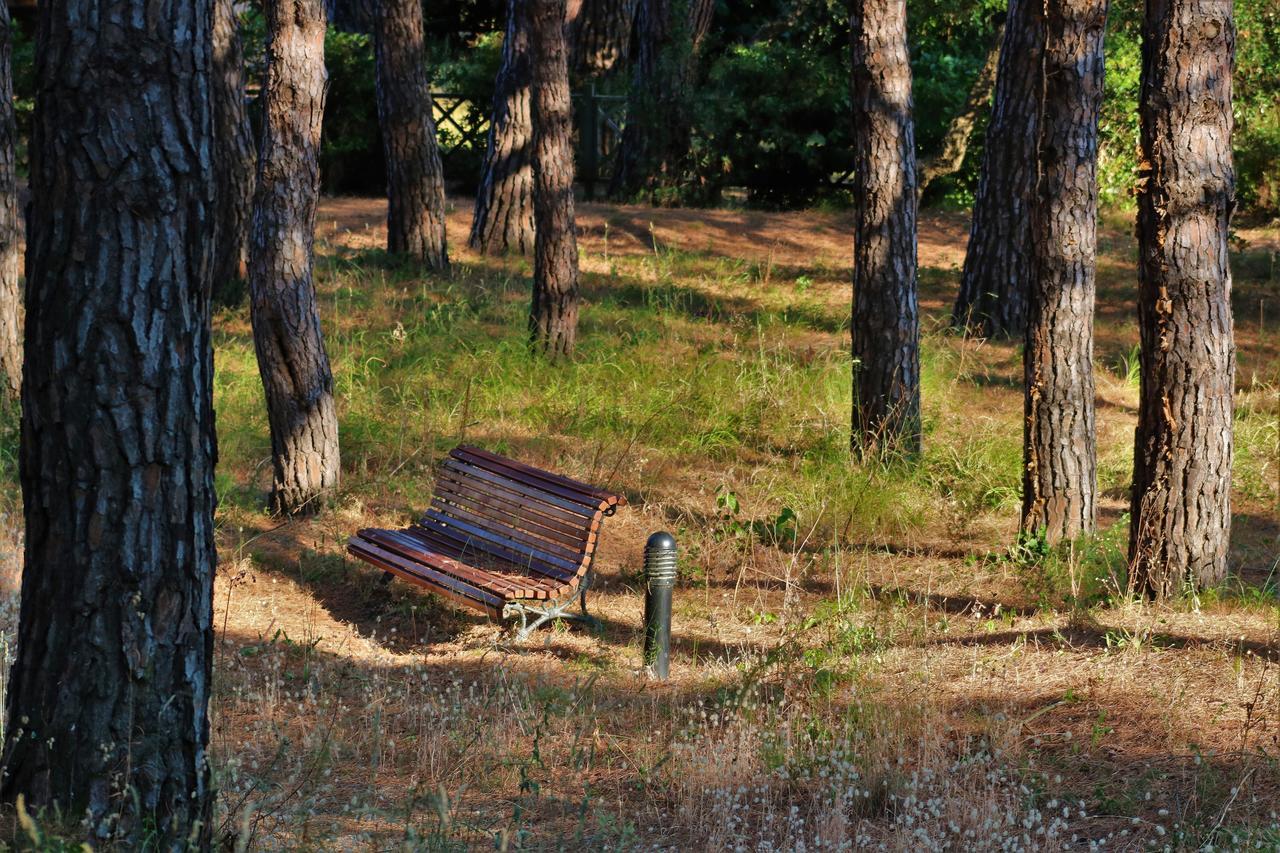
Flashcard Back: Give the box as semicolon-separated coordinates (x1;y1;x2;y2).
414;446;625;587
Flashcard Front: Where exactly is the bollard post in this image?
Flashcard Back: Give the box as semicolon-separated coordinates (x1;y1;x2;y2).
643;531;677;679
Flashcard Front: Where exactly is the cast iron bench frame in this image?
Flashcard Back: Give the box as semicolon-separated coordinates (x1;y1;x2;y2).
347;445;626;640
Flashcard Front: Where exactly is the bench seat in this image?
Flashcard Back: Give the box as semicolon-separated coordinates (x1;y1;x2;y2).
347;445;626;636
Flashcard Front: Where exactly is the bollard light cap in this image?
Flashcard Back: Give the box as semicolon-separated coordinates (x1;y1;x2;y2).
645;531;677;552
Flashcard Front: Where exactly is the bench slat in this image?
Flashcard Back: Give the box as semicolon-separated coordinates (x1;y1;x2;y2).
407;522;581;585
428;498;587;564
450;449;615;512
347;538;505;617
438;459;600;519
409;514;581;581
356;530;524;597
391;527;568;594
399;525;586;591
433;477;594;546
360;529;550;600
455;446;625;506
419;510;583;574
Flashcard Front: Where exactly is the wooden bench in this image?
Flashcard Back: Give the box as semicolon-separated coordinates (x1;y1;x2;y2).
347;445;626;639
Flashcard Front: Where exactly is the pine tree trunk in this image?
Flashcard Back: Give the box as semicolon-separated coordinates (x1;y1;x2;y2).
611;0;714;200
530;0;581;357
212;0;256;306
1;0;217;844
250;0;342;516
850;0;921;456
918;23;1002;197
952;0;1043;338
1130;0;1235;596
568;0;638;77
375;0;449;268
1021;0;1106;543
470;0;537;255
687;0;714;47
0;1;20;400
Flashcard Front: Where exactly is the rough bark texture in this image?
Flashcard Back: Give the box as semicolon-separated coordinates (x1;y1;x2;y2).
1130;0;1235;596
375;0;449;268
250;0;342;516
1021;0;1107;543
212;0;256;306
952;0;1043;338
470;0;537;255
530;0;581;357
568;0;639;77
1;0;217;844
611;0;715;200
850;0;921;456
0;1;20;399
918;23;1002;197
686;0;714;50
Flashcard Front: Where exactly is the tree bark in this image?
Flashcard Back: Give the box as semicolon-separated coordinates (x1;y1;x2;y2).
1;0;217;844
0;1;20;400
212;0;256;306
610;0;715;200
918;23;1003;198
250;0;342;516
568;0;639;77
375;0;449;269
1021;0;1107;544
850;0;921;457
952;0;1043;338
1130;0;1235;596
530;0;581;357
470;0;537;255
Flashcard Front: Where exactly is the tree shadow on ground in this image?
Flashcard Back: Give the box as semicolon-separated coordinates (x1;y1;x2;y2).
921;623;1279;662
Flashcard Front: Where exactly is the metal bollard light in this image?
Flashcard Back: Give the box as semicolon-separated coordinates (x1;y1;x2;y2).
643;531;677;679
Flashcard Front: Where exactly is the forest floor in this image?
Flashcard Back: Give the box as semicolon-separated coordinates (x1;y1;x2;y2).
3;198;1280;850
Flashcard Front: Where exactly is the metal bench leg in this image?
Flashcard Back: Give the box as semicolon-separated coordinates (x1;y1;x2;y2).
576;588;601;633
504;577;601;641
514;610;556;641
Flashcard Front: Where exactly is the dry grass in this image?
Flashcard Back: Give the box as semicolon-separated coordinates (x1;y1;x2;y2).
1;196;1278;850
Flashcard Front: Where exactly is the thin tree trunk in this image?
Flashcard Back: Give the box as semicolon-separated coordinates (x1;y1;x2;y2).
250;0;342;516
0;1;19;399
375;0;449;268
850;0;921;456
530;0;581;357
471;0;537;255
952;0;1043;338
1;0;217;844
568;0;638;77
687;0;714;48
611;0;714;200
1021;0;1107;543
918;23;1002;197
1130;0;1235;596
213;0;256;306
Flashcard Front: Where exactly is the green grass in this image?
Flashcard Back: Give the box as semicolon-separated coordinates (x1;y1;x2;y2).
204;228;1280;586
